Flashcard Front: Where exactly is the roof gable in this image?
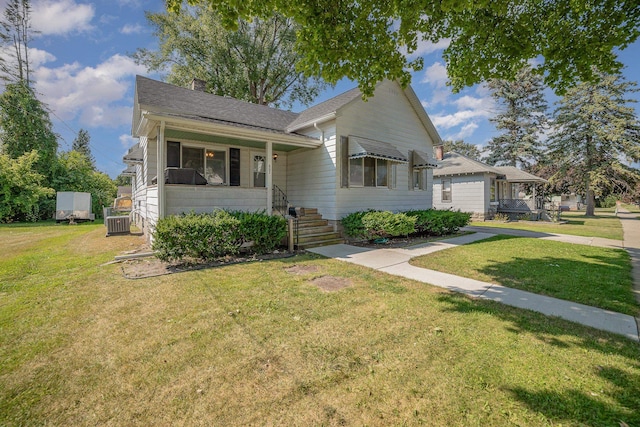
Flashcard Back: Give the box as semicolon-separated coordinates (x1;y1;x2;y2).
433;152;503;176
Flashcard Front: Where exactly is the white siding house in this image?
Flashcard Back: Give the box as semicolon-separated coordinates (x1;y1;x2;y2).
124;76;440;245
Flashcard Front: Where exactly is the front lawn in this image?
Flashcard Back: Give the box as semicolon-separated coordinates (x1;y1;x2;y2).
410;235;638;316
1;223;639;426
471;209;623;240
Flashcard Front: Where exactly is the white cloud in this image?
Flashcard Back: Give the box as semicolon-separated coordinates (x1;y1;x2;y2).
431;110;489;129
119;134;138;149
32;0;94;36
447;122;479;140
29;47;56;68
421;62;448;87
120;23;145;35
33;54;147;127
411;38;451;57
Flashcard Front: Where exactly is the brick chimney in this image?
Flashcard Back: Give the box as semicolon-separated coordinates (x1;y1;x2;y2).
191;78;207;92
435;144;444;161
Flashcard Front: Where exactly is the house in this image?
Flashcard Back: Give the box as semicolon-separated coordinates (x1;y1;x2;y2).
432;151;547;220
124;76;440;246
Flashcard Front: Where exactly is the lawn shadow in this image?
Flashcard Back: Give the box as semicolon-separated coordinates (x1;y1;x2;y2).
505;363;640;426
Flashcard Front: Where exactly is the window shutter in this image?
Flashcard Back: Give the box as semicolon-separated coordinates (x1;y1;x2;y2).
408;150;414;190
340;136;349;188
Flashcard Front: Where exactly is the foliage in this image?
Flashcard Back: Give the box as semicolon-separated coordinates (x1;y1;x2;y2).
52;151;117;218
0;81;58;179
228;210;287;254
600;194;619;209
0;0;34;83
71;129;95;167
405;209;472;236
168;0;640;97
485;66;548;168
0;151;54;222
113;174;131;186
132;5;325;109
442;140;482;161
547;70;640;216
341;210;376;238
492;212;510;222
152;211;242;262
361;211;416;239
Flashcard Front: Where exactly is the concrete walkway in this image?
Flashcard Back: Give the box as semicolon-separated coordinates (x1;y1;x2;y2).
308;220;640;342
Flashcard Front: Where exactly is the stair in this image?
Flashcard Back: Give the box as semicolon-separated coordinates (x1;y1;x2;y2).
294;208;344;249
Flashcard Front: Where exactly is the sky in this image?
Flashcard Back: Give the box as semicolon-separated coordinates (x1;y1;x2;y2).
5;0;640;178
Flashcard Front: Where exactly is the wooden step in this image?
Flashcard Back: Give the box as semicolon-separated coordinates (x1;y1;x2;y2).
297;238;344;250
297;225;335;236
288;207;345;249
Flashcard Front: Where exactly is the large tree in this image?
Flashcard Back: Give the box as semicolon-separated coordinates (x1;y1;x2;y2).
485;66;548;168
0;81;58;178
132;5;325;108
547;70;640;216
72;128;95;168
168;0;639;96
0;0;34;84
442;139;483;161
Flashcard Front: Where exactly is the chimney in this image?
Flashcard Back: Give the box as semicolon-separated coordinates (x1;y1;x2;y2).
435;144;444;161
191;78;207;92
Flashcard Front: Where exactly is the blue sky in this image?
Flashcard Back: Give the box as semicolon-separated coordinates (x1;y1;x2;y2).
9;0;640;178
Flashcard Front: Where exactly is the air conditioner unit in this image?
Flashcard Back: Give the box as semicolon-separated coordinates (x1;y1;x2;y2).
105;215;130;236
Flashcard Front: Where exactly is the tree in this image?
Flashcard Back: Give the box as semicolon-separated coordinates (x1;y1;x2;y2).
547;70;640;216
132;5;325;108
72;129;95;167
485;66;548;168
0;0;34;84
53;151;117;218
0;81;58;178
442;139;482;161
113;174;131;187
168;0;640;97
0;151;54;222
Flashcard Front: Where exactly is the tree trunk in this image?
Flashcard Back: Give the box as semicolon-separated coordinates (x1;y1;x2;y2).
585;176;596;216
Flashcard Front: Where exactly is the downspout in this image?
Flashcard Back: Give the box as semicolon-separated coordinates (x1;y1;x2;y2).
313;122;324;143
157;121;166;220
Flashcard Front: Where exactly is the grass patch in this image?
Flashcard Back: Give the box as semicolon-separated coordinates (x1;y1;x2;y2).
410;235;638;316
472;209;623;240
1;223;640;426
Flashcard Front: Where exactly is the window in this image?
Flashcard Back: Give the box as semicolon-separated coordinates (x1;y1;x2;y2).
442;178;452;202
253;154;266;187
490;178;496;202
165;141;229;185
349;157;389;187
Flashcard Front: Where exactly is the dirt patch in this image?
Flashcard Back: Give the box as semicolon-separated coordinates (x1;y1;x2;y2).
285;264;321;275
120;250;296;279
311;276;353;292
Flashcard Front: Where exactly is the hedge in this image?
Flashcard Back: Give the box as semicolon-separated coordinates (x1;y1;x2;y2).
342;209;471;239
152;210;287;262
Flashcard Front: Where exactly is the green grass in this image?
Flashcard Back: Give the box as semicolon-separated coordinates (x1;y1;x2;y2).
410;235;638;316
1;223;640;426
471;209;624;240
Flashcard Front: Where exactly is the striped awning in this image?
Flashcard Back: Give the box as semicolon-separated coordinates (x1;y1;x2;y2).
348;136;407;163
412;150;439;169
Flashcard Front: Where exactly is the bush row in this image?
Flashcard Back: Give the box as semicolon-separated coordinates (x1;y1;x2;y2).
152;210;287;262
341;209;471;240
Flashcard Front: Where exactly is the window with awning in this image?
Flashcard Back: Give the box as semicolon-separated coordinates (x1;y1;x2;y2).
411;150;438;169
343;136;406;188
348;136;408;163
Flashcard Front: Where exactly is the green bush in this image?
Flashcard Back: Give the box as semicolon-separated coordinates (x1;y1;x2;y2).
152;211;241;262
229;210;287;254
599;194;618;208
341;210;374;238
361;211;416;239
404;209;471;236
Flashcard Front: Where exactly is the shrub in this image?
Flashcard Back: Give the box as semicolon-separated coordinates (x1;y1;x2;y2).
152;211;241;262
361;211;416;239
341;210;374;238
228;210;287;254
404;209;471;236
600;194;618;209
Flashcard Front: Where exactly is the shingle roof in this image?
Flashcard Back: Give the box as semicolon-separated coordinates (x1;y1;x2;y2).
494;166;547;183
135;75;300;133
286;87;362;132
433;152;503;176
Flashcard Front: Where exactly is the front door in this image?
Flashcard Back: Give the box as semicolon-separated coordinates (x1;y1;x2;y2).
252;153;266;188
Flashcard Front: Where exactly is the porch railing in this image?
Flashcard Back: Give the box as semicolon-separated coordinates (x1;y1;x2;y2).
498;198;540;212
272;184;289;217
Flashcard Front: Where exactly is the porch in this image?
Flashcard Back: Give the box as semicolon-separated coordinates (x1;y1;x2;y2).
496;198;545;220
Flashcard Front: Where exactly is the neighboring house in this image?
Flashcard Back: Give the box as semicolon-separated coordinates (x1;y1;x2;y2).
432;151;547;220
124;76;440;245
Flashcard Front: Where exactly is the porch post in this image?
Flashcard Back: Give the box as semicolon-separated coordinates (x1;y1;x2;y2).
266;140;273;215
157;121;166;219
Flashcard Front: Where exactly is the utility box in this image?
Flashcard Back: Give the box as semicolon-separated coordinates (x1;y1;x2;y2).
55;192;95;222
105;215;130;236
